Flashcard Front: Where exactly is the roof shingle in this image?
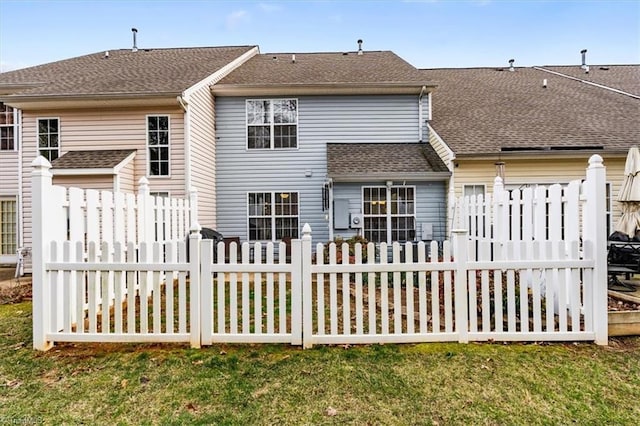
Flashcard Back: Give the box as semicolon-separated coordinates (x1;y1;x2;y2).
327;143;449;180
421;66;640;156
51;149;136;169
0;46;255;97
217;51;428;86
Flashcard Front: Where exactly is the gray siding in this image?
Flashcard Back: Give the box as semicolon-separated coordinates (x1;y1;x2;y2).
215;94;437;243
333;181;447;242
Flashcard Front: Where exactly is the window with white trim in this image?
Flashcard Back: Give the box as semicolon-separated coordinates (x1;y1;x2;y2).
363;186;416;243
0;103;16;151
147;115;169;176
248;191;299;241
463;184;485;198
246;99;297;149
0;198;17;256
37;118;59;161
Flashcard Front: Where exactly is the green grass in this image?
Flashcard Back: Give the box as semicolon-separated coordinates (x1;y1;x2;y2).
1;302;640;424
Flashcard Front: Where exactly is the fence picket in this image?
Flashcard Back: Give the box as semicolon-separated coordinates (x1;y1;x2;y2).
254;242;263;334
405;242;415;334
329;244;338;335
342;243;351;335
267;244;276;335
367;243;376;335
316;243;326;335
392;243;402;334
126;242;136;334
430;241;440;333
380;242;389;335
418;242;427;334
355;244;364;335
216;241;226;335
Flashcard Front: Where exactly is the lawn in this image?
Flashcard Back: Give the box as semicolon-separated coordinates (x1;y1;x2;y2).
1;301;639;425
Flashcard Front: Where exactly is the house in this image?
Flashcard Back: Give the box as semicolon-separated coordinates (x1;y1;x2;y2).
421;61;640;234
0;45;259;264
211;48;450;246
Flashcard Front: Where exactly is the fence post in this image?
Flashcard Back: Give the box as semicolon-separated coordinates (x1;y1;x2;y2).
189;224;202;348
137;177;154;243
301;224;313;349
189;187;199;231
32;156;54;351
493;176;508;243
584;155;607;345
452;229;469;343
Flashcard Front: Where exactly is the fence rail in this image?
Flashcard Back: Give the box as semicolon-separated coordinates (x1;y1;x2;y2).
31;155;609;350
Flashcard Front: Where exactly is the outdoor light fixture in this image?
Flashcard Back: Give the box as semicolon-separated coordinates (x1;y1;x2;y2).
495;161;506;182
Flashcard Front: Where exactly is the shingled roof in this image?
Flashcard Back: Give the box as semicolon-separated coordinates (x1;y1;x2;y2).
214;51;431;95
51;149;136;170
539;64;640;97
0;46;256;98
421;65;640;156
327;143;450;182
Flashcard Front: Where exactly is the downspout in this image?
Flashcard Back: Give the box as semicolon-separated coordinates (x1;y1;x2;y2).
16;108;23;250
328;179;334;241
177;95;191;194
418;86;427;142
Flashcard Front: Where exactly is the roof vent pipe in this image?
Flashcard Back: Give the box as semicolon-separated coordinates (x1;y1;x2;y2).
357;39;363;55
104;51;109;59
580;49;587;69
132;28;138;52
508;59;515;72
292;54;296;63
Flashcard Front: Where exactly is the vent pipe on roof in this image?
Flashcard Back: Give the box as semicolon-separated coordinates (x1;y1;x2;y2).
104;51;109;59
132;28;138;52
292;54;296;63
508;59;515;72
580;49;587;69
357;39;363;55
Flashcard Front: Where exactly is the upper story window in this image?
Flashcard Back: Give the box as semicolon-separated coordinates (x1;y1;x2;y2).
37;118;59;161
246;99;297;149
0;103;16;151
147;115;170;176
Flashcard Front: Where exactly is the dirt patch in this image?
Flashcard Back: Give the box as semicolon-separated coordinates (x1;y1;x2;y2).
608;295;640;312
0;281;32;304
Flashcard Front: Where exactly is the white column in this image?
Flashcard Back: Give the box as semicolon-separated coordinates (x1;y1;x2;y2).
584;155;607;345
31;156;54;351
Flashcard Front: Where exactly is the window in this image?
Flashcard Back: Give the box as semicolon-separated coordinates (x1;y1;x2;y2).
37;118;59;161
248;191;299;240
147;115;170;176
0;103;16;151
0;199;17;256
247;99;297;149
363;186;416;243
463;184;485;198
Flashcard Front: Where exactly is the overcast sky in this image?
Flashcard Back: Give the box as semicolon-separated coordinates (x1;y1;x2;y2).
0;0;638;72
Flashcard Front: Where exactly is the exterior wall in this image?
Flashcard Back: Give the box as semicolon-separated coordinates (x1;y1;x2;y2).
0;148;19;263
453;155;626;232
187;84;217;229
332;181;447;242
52;174;114;191
20;107;185;253
215;94;430;243
117;159;136;193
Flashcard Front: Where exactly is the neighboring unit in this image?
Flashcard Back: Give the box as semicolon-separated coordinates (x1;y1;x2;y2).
0;45;259;264
421;60;640;233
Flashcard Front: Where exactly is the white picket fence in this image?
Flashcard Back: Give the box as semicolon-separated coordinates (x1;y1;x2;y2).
31;155;609;350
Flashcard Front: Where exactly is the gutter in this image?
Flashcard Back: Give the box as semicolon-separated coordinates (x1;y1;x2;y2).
533;66;640;100
212;82;436;96
329;172;451;183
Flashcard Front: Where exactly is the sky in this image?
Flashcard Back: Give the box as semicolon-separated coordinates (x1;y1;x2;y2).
0;0;638;72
